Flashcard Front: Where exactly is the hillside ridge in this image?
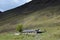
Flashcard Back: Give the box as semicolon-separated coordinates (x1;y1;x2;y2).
0;0;60;33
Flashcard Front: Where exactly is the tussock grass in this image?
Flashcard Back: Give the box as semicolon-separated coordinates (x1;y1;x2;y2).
0;6;60;40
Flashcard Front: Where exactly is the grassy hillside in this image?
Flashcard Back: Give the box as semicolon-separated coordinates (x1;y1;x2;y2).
0;0;60;32
0;0;60;40
0;6;60;40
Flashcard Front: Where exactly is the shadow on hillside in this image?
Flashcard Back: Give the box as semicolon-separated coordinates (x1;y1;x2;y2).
0;0;60;26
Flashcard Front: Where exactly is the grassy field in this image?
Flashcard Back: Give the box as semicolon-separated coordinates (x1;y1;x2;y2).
0;26;60;40
0;5;60;40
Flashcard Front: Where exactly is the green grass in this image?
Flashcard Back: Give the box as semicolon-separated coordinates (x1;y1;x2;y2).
0;26;60;40
0;5;60;40
0;33;38;40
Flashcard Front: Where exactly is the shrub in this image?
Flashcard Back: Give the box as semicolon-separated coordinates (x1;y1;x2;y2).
16;24;23;32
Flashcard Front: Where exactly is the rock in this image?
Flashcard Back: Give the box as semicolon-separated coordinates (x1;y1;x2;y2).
14;32;20;35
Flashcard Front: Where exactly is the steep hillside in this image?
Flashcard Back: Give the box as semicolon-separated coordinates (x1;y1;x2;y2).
0;0;60;33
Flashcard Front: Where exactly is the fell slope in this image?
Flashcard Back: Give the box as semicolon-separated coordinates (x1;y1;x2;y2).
0;5;60;40
0;0;60;33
